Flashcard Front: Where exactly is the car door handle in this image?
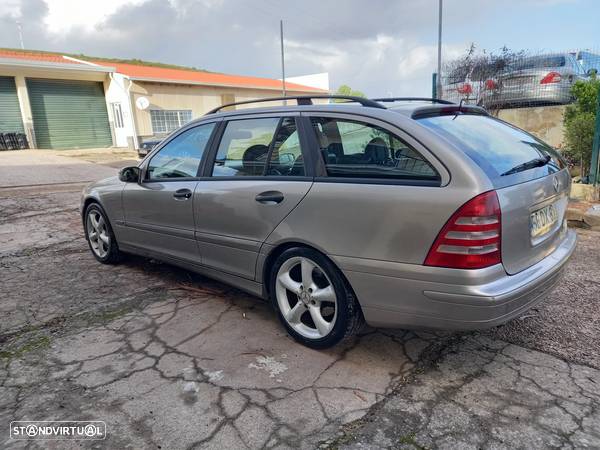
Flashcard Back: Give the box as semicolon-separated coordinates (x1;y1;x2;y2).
173;188;192;200
255;191;284;204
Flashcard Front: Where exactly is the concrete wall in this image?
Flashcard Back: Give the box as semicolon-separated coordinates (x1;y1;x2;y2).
496;105;566;149
130;81;319;139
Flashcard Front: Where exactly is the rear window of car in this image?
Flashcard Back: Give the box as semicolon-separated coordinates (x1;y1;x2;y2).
509;56;565;70
417;114;564;184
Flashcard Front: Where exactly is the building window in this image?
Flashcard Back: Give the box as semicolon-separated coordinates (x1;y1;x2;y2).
221;93;235;107
111;103;124;129
150;110;193;134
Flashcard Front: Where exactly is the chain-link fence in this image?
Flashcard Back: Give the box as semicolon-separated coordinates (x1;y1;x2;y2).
439;48;599;110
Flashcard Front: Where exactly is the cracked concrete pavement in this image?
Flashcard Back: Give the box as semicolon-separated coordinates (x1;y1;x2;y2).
1;151;599;449
336;335;600;450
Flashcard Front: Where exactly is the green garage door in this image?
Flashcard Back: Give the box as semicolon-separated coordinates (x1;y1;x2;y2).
0;76;24;133
27;79;112;149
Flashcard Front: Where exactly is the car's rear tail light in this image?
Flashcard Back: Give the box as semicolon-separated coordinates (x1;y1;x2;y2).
484;79;497;90
424;191;502;269
457;83;473;95
540;71;562;84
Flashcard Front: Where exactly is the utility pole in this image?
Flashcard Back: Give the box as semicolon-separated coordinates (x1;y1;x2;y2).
16;20;24;49
436;0;443;99
280;19;286;98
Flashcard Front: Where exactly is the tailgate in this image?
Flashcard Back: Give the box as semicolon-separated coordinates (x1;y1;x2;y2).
497;169;571;274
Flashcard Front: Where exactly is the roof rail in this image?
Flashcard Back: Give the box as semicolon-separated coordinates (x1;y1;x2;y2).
371;97;455;105
205;95;386;115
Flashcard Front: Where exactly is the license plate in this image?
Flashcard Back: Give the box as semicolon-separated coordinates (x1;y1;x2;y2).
530;203;559;238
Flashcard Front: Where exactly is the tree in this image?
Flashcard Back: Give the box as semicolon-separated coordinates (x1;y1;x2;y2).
334;85;365;100
563;75;600;177
442;45;528;106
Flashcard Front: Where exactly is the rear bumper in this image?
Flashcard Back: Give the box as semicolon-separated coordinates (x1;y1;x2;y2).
334;229;577;330
482;83;572;107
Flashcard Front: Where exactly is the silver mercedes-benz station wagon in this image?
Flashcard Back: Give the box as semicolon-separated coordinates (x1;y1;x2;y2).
82;95;576;348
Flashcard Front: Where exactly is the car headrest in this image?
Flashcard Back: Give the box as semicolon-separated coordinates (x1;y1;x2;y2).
364;137;389;162
242;144;269;175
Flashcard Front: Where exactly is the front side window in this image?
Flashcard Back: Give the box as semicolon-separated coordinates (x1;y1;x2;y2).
309;117;439;181
150;110;193;134
147;122;215;179
212;117;305;177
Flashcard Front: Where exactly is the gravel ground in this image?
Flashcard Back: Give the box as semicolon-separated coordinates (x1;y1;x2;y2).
486;229;600;369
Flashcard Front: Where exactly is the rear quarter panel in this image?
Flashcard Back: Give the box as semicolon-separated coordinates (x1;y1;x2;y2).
266;182;484;264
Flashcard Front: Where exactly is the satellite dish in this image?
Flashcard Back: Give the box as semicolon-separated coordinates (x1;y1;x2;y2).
136;96;150;110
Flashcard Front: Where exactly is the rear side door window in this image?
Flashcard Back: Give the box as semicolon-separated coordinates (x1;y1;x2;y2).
309;117;439;182
212;117;305;177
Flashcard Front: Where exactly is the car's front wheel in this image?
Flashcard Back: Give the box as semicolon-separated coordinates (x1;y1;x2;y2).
270;247;364;349
84;203;122;264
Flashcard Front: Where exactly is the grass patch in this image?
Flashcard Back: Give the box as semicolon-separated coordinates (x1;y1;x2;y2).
88;306;133;325
0;335;51;360
397;432;428;450
0;287;167;362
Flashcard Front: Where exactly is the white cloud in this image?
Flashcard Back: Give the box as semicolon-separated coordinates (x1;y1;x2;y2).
0;0;20;17
43;0;148;33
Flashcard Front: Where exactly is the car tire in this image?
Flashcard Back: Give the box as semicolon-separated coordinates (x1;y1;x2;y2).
269;247;364;349
84;202;123;264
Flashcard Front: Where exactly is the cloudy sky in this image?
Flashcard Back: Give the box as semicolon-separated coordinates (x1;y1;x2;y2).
0;0;598;95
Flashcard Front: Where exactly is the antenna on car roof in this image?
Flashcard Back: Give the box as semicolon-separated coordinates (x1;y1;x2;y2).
452;99;468;120
371;97;455;105
205;95;386;115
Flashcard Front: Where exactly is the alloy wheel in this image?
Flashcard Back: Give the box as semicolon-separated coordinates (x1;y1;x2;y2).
275;256;338;339
86;210;110;258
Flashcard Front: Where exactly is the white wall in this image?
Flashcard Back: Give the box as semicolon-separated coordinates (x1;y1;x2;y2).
105;73;135;148
283;73;330;91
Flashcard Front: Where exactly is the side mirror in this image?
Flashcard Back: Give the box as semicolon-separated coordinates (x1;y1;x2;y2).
587;68;598;77
119;166;140;183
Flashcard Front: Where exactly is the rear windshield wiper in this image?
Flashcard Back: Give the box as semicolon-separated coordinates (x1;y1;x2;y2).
500;154;551;176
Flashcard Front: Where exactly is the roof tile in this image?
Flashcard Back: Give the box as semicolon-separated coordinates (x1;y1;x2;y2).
93;60;323;92
0;49;79;64
0;49;323;92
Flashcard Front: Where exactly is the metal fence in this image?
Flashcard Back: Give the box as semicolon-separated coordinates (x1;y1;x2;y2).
439;48;600;110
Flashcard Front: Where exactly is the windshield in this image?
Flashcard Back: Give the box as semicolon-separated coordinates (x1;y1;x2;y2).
417;114;563;183
508;55;566;71
578;51;600;72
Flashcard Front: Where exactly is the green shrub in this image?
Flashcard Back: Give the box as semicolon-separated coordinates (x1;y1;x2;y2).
563;76;599;177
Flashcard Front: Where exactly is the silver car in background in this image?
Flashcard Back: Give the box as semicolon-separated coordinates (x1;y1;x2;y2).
481;53;586;108
81;96;577;348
